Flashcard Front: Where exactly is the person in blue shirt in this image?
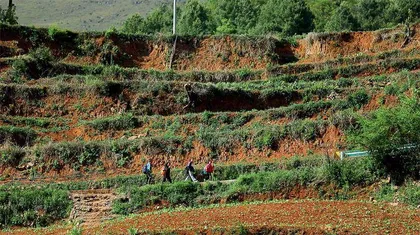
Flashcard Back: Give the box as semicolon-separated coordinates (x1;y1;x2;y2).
142;160;153;184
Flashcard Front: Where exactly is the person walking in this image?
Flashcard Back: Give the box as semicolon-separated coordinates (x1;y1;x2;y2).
161;162;172;183
184;159;198;182
204;160;214;181
142;160;153;184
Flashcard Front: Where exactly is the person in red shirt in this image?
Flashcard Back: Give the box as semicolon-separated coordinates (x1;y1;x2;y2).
204;160;214;181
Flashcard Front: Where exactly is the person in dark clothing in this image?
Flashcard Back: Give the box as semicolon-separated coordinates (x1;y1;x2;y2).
183;83;198;110
142;160;153;184
184;159;198;182
162;162;172;183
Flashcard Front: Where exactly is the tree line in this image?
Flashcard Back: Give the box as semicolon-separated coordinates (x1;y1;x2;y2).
122;0;420;36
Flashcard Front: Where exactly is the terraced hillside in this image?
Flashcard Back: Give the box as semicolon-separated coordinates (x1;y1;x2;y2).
0;23;419;234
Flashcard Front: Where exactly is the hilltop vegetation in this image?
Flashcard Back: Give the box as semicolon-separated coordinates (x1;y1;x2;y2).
3;0;420;34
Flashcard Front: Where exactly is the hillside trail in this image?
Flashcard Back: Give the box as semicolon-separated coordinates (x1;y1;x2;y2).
69;179;236;226
69;189;117;226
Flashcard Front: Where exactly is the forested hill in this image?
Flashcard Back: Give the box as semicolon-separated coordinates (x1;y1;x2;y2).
1;0;419;33
0;0;175;31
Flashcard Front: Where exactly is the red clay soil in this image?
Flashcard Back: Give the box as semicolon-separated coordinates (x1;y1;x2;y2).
7;200;420;235
294;24;420;64
3;24;419;71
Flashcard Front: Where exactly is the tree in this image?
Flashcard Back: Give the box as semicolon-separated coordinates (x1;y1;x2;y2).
207;0;265;34
325;3;360;32
350;97;420;185
354;0;393;31
121;14;145;34
255;0;314;36
178;0;215;35
392;0;420;23
0;0;18;25
307;0;340;32
142;5;174;34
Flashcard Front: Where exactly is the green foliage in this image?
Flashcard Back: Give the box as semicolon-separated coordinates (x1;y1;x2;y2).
0;126;37;147
37;141;102;171
208;0;263;34
114;157;379;214
48;25;75;42
354;0;394;31
128;227;139;235
375;181;420;206
121;14;145;34
393;0;420;23
67;226;83;235
0;146;25;167
349;97;420;184
325;3;360;32
306;0;339;32
85;113;140;131
0;4;18;25
347;89;370;109
0;188;71;228
324;157;377;187
126;5;173;35
398;181;420;206
255;0;314;36
10;46;55;80
178;0;215;36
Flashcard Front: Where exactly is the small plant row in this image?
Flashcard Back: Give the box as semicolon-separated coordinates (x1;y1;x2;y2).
83;99;340;132
0;88;371;153
268;48;420;75
0;126;37;147
82;92;369;141
270;57;420;82
0;187;71;228
4;43;420;84
0;110;362;172
0;115;68;129
2;68;394;118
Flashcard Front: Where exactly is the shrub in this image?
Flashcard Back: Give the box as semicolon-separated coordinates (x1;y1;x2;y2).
0;126;37;146
0;188;71;228
0;146;25;167
347;89;370;109
0;5;18;25
10;46;55;80
349;97;420;185
85;113;140;131
67;226;83;235
323;157;377;187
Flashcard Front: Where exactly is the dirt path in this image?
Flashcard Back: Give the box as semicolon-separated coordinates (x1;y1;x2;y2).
8;200;419;235
69;189;117;226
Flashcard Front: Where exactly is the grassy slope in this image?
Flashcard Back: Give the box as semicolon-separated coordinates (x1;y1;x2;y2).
0;0;172;31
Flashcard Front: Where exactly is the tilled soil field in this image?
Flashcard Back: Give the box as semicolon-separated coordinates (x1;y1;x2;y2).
8;200;420;235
